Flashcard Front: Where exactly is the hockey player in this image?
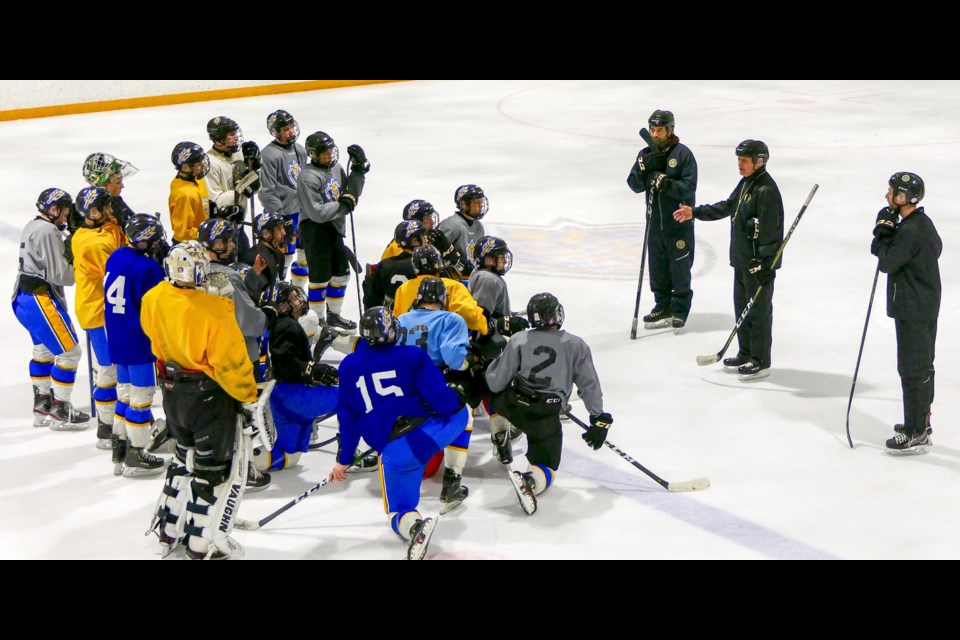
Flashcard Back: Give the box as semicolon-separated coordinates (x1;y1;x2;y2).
396;278;473;510
242;212;288;305
72;186;127;448
259;283;339;470
103;213;170;476
627;109;698;329
204;116;261;257
871;172;941;454
363;220;429;310
438;184;488;279
330;306;469;560
674;139;784;379
82;152;139;230
380;200;440;260
261;110;308;290
199;218;268;375
12;188;90;429
168;141;211;243
485;293;613;515
297;130;369;331
392;245;489;336
143;241;258;560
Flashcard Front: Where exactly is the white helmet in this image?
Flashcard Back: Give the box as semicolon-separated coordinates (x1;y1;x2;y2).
164;240;210;287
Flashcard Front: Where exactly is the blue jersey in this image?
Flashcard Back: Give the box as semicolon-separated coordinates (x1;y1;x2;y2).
336;341;463;465
397;308;469;371
104;247;164;364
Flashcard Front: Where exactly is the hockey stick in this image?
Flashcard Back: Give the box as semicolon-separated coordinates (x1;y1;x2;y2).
347;212;363;319
845;263;880;448
696;183;819;366
630;128;661;339
564;411;709;492
86;332;96;419
235;447;375;531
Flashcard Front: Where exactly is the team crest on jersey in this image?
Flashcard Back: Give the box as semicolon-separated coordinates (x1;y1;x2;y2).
742;193;752;203
324;179;342;202
286;159;301;188
491;219;657;279
668;158;678;168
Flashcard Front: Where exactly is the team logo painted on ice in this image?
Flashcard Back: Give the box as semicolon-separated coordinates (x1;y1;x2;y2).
668;158;678;168
286;160;301;188
490;219;646;279
324;179;342;202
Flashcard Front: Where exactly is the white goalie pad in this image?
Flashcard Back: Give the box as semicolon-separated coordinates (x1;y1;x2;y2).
248;380;277;452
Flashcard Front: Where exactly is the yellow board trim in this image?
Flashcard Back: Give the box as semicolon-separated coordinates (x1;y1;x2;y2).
0;80;408;122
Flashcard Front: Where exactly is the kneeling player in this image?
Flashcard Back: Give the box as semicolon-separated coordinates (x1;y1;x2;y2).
485;293;613;515
330;307;469;559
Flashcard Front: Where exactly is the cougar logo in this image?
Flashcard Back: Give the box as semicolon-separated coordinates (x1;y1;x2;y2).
286;159;301;188
324;179;342;202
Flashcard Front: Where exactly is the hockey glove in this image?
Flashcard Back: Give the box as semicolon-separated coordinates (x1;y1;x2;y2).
64;233;76;265
347;144;370;174
339;193;357;212
647;171;668;192
242;141;262;170
637;150;666;173
260;303;279;325
306;361;339;386
150;239;171;264
447;381;468;408
748;257;775;285
870;237;882;257
582;412;613;450
508;314;530;334
874;207;898;240
218;204;245;224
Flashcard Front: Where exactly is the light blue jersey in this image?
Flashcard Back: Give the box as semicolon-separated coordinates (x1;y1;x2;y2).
396;308;469;371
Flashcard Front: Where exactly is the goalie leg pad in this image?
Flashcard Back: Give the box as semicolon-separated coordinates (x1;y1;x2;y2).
149;458;192;550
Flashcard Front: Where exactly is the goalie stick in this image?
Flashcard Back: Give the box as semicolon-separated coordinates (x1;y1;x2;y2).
565;412;709;492
697;184;819;366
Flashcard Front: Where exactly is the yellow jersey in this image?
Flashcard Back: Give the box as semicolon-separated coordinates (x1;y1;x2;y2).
169;176;210;242
141;281;257;403
72;221;126;329
393;275;488;335
381;239;403;261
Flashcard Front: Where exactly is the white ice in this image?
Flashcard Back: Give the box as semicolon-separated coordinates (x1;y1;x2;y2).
1;80;957;559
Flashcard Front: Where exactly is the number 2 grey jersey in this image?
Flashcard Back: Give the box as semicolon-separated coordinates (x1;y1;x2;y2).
485;328;604;415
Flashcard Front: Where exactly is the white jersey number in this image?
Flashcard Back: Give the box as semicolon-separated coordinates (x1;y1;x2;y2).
355;370;404;413
105;273;126;315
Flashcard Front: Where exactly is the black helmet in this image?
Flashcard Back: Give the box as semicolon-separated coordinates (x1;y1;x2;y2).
305;131;339;168
274;282;308;319
171;142;210;177
888;172;925;205
254;212;285;240
648;109;675;128
454;184;489;219
735;139;770;164
475;236;512;276
198;218;238;262
206;116;243;152
411;245;444;275
360;306;400;346
394;220;428;251
36;188;73;216
267;110;300;145
402;199;439;228
76;186;112;219
124;213;167;251
415;277;448;310
527;292;565;329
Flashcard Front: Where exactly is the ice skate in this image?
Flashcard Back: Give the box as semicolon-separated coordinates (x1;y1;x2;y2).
509;470;538;515
406;517;437;560
48;398;91;431
738;361;770;381
723;354;750;372
886;429;931;456
643;306;672;330
440;468;469;514
123;447;166;478
326;312;357;333
33;387;52;427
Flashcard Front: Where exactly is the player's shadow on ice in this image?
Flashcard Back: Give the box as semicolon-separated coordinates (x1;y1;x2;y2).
703;368;874;399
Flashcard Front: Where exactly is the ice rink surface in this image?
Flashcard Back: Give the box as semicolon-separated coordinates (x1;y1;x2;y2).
1;80;957;559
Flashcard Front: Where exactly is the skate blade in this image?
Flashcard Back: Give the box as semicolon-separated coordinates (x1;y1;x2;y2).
439;498;465;515
48;420;91;432
95;438;113;450
123;464;167;478
886;445;931;456
643;320;673;330
406;518;437;560
33;415;52;427
113;463;124;476
723;365;742;373
738;370;771;382
509;471;538;515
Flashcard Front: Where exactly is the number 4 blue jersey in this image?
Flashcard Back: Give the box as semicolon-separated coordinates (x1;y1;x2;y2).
336;341;463;465
397;308;469;371
104;247;165;365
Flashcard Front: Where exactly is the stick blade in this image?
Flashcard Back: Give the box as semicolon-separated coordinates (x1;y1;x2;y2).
234;518;260;531
696;353;720;366
667;477;710;492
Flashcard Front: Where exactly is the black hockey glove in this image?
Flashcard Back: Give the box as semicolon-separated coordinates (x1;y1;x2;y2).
427;228;451;252
637;150;666;173
508;314;530;334
241;179;261;198
874;207;898;240
646;171;668;192
447;381;468;407
346;144;370;174
582;412;613;450
339;193;357;213
241;141;262;170
260;303;279;325
218;204;245;224
306;361;339;386
150;239;171;264
748;257;775;285
64;232;76;266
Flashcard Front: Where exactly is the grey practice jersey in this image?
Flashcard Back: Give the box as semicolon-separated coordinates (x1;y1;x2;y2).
468;269;510;316
13;218;75;307
297;162;352;234
259;141;307;215
439;213;484;268
485;328;604;416
208;261;266;364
